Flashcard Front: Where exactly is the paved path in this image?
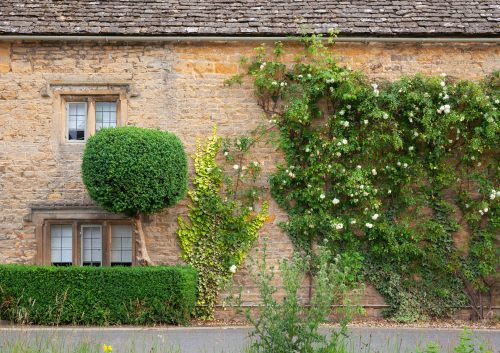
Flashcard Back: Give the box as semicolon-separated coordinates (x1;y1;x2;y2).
0;326;499;352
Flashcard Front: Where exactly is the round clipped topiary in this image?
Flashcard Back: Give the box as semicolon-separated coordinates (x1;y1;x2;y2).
82;126;188;265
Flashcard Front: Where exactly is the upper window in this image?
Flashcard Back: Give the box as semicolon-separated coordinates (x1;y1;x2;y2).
66;99;118;142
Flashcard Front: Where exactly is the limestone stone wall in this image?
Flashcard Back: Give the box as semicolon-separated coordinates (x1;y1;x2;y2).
2;40;500;317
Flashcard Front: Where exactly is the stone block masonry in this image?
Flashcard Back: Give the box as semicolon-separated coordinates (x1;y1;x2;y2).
1;40;500;317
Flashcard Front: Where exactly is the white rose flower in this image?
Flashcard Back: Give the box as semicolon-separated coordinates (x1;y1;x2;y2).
372;214;379;220
414;131;419;137
233;165;239;170
388;190;392;194
332;198;340;205
320;194;325;199
357;165;362;169
471;156;475;161
224;152;228;156
372;84;378;89
342;139;348;144
305;147;309;152
477;162;481;167
409;146;414;151
337;142;342;146
253;161;258;166
351;220;356;224
260;65;264;70
383;113;389;120
347;105;351;109
465;204;470;208
440;73;447;77
366;223;373;228
484;208;489;213
242;166;246;170
307;74;311;78
404;163;408;168
335;223;344;230
229;265;237;273
440;81;445;87
490;194;495;200
339;110;345;116
344;121;349;127
272;81;277;85
397;161;401;166
372;169;377;175
496;99;499;104
206;168;212;172
364;120;369;124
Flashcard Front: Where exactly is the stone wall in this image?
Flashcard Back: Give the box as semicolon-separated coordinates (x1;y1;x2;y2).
2;40;500;317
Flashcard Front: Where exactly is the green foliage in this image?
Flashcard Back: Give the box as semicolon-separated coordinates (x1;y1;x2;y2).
225;238;364;353
0;264;198;325
452;327;493;353
82;126;188;218
225;39;500;322
177;126;268;320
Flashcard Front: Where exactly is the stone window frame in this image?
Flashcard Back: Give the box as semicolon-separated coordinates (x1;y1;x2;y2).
62;95;123;144
45;81;137;152
28;207;138;267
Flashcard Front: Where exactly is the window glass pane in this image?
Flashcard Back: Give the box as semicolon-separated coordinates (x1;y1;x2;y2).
95;102;117;131
110;250;121;263
111;225;132;266
51;225;72;266
82;225;102;266
68;103;86;141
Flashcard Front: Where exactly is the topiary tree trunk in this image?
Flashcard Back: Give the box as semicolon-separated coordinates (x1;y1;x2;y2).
133;214;155;266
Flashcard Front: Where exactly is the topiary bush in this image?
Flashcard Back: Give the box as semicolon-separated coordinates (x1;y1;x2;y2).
81;126;188;265
0;265;198;325
82;126;188;217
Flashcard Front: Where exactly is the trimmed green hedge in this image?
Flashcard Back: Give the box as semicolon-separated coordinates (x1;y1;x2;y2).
0;265;198;326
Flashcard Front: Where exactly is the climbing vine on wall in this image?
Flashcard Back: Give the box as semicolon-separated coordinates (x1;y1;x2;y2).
177;125;268;320
226;38;500;322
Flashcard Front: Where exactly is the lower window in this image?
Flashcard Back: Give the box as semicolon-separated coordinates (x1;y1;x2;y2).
48;222;134;267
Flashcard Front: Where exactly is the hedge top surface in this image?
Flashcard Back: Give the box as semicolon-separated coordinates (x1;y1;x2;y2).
82;126;188;217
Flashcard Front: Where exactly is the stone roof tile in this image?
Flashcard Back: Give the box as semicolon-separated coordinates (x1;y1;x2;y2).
1;0;500;36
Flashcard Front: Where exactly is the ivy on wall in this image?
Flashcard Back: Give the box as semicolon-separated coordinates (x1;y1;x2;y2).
226;38;500;322
177;126;268;319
